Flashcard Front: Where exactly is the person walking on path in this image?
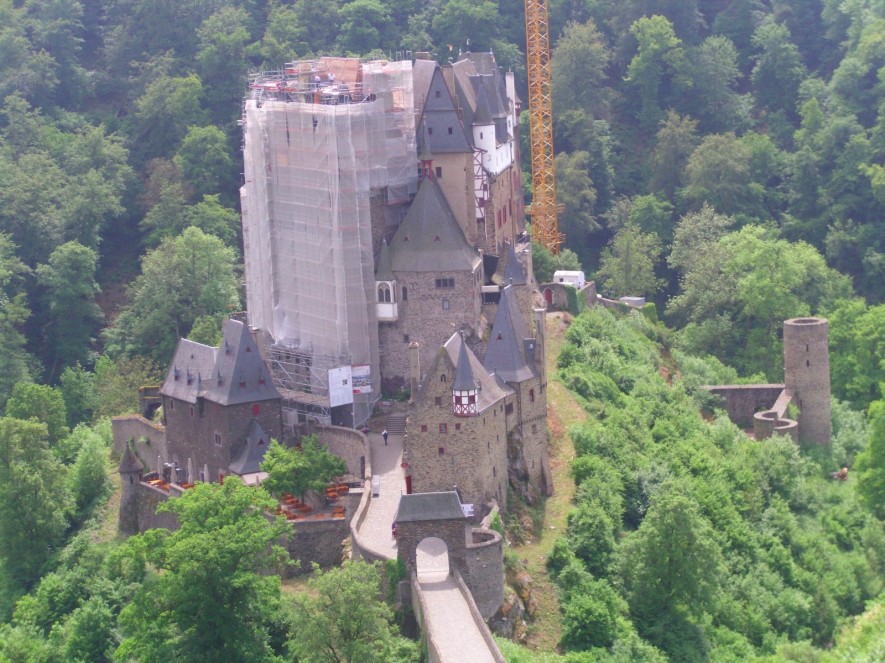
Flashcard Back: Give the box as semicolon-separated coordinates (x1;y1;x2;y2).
382;429;389;445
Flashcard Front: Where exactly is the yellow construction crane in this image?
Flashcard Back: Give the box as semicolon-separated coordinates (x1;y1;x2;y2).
524;0;562;253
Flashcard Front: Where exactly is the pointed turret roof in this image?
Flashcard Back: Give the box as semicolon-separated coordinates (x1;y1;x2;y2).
492;242;528;287
452;337;476;391
484;286;536;383
375;239;394;281
229;419;270;475
389;177;480;273
118;444;144;474
417;67;471;154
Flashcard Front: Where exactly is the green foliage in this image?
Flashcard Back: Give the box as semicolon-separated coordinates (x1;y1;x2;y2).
856;398;885;519
595;225;664;298
288;560;420;663
5;382;69;451
260;436;347;499
34;241;101;381
553;306;885;660
0;417;71;589
826;299;885;409
117;479;290;662
105;226;240;364
531;240;582;284
58;363;97;428
93;355;162;419
67;425;110;521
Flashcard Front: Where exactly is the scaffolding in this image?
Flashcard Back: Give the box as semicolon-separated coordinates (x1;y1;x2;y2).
241;57;417;425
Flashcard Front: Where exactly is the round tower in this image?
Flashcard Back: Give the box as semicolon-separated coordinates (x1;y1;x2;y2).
783;317;831;445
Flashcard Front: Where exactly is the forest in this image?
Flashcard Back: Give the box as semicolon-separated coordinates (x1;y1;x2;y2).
0;0;884;661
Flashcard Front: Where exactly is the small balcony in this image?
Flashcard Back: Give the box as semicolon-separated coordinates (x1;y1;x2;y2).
376;301;398;321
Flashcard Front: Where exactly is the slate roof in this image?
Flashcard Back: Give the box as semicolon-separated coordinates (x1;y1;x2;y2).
491;242;528;287
389;177;480;273
375;239;394;281
395;491;466;522
452;338;477;391
229;419;270;475
160;319;281;406
118;444;144;474
483;286;536;383
417;67;471;154
412;58;438;113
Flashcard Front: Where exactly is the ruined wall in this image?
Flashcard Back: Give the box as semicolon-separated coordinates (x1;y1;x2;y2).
511;376;549;497
704;385;786;428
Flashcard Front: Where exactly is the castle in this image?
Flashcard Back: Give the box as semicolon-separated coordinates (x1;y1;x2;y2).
118;52;550;538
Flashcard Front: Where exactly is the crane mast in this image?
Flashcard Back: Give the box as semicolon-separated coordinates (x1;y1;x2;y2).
524;0;561;253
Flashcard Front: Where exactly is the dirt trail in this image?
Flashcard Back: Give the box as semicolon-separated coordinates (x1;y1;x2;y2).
511;312;587;652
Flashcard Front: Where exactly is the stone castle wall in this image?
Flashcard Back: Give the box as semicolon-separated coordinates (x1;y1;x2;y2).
379;265;482;390
112;415;167;460
705;385;786;428
463;529;505;619
406;360;509;512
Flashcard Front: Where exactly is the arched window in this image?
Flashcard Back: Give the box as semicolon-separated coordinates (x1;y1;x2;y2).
377;282;391;303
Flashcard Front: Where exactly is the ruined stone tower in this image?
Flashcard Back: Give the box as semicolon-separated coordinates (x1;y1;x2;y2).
783;317;831;445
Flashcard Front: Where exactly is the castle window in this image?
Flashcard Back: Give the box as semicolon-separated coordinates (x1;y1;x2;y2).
214;432;222;446
435;166;442;178
448;127;453;134
529;388;535;403
439;423;447;434
403;334;410;343
169;400;175;411
455;423;461;431
438;447;445;455
480;132;484;140
428;127;433;135
377;283;391;302
252;404;261;416
442;299;450;310
189;406;194;417
806;360;810;367
493;466;496;477
435;90;441;98
435;396;442;406
402;286;408;300
441;374;447;383
421;424;428;432
532;424;538;434
435;277;454;288
506;403;513;415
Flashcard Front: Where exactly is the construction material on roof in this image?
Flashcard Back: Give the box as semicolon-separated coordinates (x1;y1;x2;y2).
241;58;417;424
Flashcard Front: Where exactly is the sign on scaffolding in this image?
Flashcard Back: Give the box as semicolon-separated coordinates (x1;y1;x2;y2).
352;364;372;394
328;366;354;407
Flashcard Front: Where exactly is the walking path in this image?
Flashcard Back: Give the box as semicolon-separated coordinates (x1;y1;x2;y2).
418;576;498;663
358;427;405;561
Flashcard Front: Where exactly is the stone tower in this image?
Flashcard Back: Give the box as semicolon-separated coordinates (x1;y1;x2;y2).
783;317;831;445
118;444;144;535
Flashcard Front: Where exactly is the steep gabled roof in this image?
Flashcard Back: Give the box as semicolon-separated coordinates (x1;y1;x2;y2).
375;239;394;281
396;491;466;522
491;242;528;287
160;320;280;406
204;319;280;406
229;419;270;475
389;177;480;273
161;339;216;404
417;68;471;154
483;286;536;383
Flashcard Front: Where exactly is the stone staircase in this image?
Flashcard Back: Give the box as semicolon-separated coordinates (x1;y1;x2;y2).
386;413;407;435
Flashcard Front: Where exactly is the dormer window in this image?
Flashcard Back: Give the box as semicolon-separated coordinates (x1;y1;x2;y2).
173;368;180;381
186;372;193;386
